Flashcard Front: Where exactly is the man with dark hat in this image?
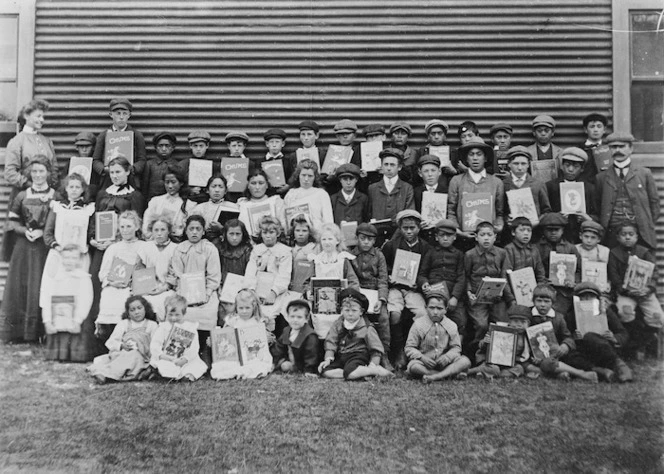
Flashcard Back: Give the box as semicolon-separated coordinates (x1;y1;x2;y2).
596;131;659;249
92;96;147;189
545;146;599;244
319;287;393;379
330;163;370;225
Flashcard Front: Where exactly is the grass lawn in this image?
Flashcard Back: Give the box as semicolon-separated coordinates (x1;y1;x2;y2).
1;342;662;474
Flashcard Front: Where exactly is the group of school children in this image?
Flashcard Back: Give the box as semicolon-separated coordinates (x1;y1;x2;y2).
1;96;662;384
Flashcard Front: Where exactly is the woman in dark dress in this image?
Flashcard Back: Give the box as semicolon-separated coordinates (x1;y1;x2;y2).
0;156;56;342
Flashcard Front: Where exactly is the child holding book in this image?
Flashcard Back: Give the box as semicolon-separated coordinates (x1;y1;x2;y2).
415;119;457;179
526;114;562;164
96;210;151;343
536;212;582;316
465;221;514;352
387;122;417;180
285;120;326;186
191;174;240;245
413;154;449;244
40;244;94;361
489;123;513;177
319;288;393;380
177;130;213;204
404;290;471;381
529;284;598;383
88;295;158;383
271;299;320;374
253;128;290;195
417;219;467;338
166;215;222;363
350;223;391;369
73;131;96;158
91;97;146;190
287;216;319;300
237;168;287;241
137;131;179;202
468;305;539;379
142;167;195;242
575;220;610;295
330;163;370;226
504;217;547;285
244;216;292;334
210;289;273;380
381;210;429;369
607;221;663;353
283;159;333;234
150;295;208;381
141;218;177;322
216;219;253;319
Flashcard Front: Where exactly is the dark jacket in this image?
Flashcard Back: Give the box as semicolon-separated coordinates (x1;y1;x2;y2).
92;125;147;189
545;177;599;244
367;178;415;222
270;324;320;374
136;156;179;202
350;246;389;302
330;189;371;225
417;245;465;300
607;244;657;298
413;180;450;213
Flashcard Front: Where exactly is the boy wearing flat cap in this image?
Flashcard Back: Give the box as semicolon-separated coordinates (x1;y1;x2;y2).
363;123;386;142
504;216;547;286
489;122;513;177
405;291;471;381
527;114;562;164
319;288;393;379
136;131;179;202
545;147;599;244
575;220;610;294
447;136;505;251
271;299;320;374
330;163;370;226
251;128;291;195
177;130;216;204
413;153;450;244
387;122;417;178
596;132;660;250
92;97;147;189
578;112;609;184
320;119;362;195
382;210;429;369
287;120;327;179
74;131;96;158
415;119;458;179
536;212;582;315
350;222;391;369
417;219;467;337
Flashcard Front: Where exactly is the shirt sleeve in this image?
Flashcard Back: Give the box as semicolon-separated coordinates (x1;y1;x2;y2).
105;321;127;352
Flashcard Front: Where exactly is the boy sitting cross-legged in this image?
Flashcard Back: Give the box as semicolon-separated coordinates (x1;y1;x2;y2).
404;290;471;382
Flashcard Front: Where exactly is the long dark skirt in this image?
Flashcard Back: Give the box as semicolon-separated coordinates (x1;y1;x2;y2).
0;235;49;342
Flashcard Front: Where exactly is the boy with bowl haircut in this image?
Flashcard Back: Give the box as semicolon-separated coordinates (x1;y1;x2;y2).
504;216;547;284
350;222;391;369
382;210;430;369
330;163;370;225
596;132;660;250
177;129;215;204
469;305;540;379
544;147;598;244
417;219;467;336
447;136;505;250
529;284;598;383
319;288;393;379
566;282;632;383
526;114;562;164
271;299;320;374
405;290;471;381
578;112;609;184
465;221;514;351
489;122;513;177
536;212;582;315
92;97;147;189
137;131;179;202
607;221;664;350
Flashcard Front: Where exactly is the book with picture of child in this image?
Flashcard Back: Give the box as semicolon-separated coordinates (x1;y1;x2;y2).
51;295;76;332
322;145;353;175
360;140;382;172
178;272;207;306
107;257;134;287
68;157;93;184
421;192;447;223
508;267;537;307
623;255;655;292
573;295;608;337
549;252;577;287
391;249;421;287
163;324;197;360
104;130;134;165
559;182;586;215
475;277;507;304
506;188;539;225
487;324;520;367
211;324;270;365
526;321;560;360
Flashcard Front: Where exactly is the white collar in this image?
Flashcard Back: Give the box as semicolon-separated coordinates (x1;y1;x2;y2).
511;173;526;184
584;139;602;147
614;158;631;169
468;168;486;183
112;125;128;132
383;175;397;186
265;152;283;160
531;307;555;318
342;189;356;201
538;143;551;152
425;184;437;192
23;125;37;134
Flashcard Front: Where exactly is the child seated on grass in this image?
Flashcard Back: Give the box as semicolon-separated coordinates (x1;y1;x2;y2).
404;291;470;382
318;288;393;380
211;289;273;380
608;221;664;357
271;299;320;375
88;296;158;383
529;284;598;383
468;305;540;379
149;295;208;381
